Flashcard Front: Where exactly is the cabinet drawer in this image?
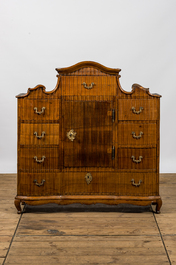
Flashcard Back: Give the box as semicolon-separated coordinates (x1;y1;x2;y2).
18;99;60;121
61;76;117;96
118;173;158;196
118;148;156;171
61;172;157;196
118;99;159;120
118;123;157;146
19;147;61;171
20;124;59;145
17;173;61;196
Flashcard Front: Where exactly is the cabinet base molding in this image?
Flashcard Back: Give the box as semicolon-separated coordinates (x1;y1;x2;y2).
14;195;162;214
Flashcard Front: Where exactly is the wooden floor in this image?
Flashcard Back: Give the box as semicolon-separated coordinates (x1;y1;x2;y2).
0;174;175;265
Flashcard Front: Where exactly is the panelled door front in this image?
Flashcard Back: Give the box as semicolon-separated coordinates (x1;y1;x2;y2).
62;99;114;168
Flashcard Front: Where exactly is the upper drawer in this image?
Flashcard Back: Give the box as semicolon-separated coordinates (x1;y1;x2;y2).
118;99;159;120
61;76;117;96
20;123;59;146
118;123;157;147
18;99;60;121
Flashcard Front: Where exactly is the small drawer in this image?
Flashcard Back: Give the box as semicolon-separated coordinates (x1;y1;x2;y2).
118;123;157;146
118;173;158;196
118;99;159;120
19;147;61;171
17;173;61;196
18;98;60;121
20;123;59;145
117;148;156;171
61;76;117;96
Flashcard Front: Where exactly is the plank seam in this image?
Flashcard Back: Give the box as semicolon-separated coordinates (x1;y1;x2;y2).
153;212;172;265
2;210;23;265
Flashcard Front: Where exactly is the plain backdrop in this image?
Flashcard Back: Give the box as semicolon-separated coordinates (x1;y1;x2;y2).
0;0;176;173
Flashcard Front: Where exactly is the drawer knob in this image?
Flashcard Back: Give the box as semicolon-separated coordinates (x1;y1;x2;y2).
34;131;45;139
82;82;95;89
85;173;92;185
33;156;46;163
132;131;143;139
131;155;143;163
67;129;77;141
131;106;143;114
131;179;142;187
34;107;46;115
33;179;45;187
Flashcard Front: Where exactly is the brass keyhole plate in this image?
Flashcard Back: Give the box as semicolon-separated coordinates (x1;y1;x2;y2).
85;173;92;185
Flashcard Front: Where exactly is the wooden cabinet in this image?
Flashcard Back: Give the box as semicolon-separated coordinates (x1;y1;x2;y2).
15;61;162;213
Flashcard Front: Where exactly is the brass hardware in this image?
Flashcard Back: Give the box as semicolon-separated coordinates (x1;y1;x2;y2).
33;179;45;187
131;179;142;187
112;146;115;160
85;173;92;185
33;156;46;163
131;106;143;114
132;131;143;139
34;131;45;139
112;109;115;122
82;82;95;89
67;129;77;141
131;155;143;163
34;107;46;115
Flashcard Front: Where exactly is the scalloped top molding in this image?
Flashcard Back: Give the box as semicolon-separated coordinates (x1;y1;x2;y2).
16;61;161;98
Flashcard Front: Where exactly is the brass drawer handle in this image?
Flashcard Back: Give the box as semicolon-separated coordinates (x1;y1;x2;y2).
67;129;77;141
131;107;143;114
82;82;95;89
132;131;143;139
131;179;142;187
34;131;45;139
33;179;45;187
131;155;143;163
34;107;46;115
33;156;46;163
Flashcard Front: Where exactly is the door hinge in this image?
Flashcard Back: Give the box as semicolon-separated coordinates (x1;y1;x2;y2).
112;146;115;160
112;109;115;122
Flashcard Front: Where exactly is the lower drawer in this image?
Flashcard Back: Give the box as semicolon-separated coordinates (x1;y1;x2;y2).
17;173;61;196
117;148;156;171
61;172;158;196
19;147;61;171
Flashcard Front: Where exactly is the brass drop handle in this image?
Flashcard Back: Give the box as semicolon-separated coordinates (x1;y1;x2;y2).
131;107;143;114
132;131;143;139
33;156;46;163
131;155;143;163
131;179;142;187
34;131;45;139
34;107;46;115
33;179;45;187
82;82;95;89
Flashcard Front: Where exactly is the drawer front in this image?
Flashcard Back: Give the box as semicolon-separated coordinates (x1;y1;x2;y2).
18;99;60;121
18;173;61;196
20;124;59;145
61;172;157;196
19;147;61;171
118;123;157;146
118;99;159;120
118;148;156;170
61;76;117;96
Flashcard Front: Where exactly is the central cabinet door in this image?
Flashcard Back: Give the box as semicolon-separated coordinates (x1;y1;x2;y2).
63;100;114;168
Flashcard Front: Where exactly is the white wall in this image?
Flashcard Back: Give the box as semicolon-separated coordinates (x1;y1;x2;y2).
0;0;175;173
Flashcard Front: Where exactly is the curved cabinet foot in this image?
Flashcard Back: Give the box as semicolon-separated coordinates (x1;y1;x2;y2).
156;198;162;214
14;198;22;214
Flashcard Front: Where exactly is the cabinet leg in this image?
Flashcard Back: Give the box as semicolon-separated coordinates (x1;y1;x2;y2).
156;198;162;214
14;199;22;214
